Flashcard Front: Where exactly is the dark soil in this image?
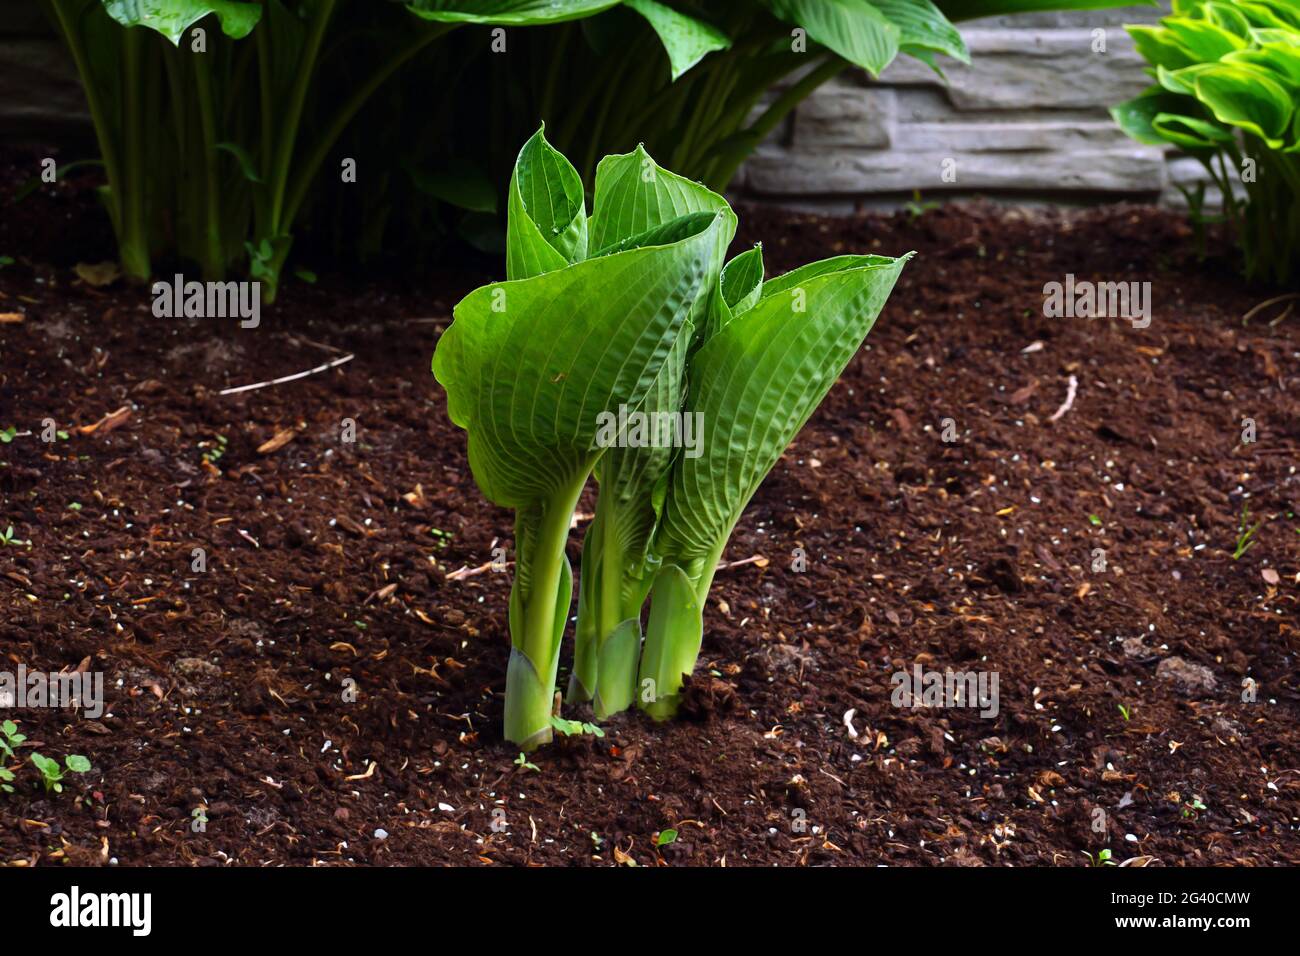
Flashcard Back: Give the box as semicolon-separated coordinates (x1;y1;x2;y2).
1;162;1298;867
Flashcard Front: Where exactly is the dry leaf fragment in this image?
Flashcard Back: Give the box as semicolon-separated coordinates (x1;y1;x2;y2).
75;261;121;287
257;428;298;455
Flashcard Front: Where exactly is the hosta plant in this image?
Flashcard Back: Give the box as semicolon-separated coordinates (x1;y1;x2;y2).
433;130;910;748
430;0;1141;195
43;0;674;298
1112;0;1300;284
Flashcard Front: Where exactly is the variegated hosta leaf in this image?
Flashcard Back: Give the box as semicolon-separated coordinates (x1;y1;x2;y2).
1194;63;1295;148
1128;24;1203;73
1165;15;1250;59
1227;43;1300;86
433;212;726;510
656;254;912;563
104;0;262;44
506;127;588;280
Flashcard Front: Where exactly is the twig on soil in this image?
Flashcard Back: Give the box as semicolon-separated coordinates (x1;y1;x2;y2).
716;554;769;572
219;354;354;396
1048;375;1079;423
446;560;512;581
1241;293;1298;327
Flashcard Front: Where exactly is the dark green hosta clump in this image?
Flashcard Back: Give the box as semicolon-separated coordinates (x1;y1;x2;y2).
433;128;911;750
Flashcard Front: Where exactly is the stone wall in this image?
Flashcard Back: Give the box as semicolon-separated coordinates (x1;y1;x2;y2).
6;4;1201;208
733;4;1207;210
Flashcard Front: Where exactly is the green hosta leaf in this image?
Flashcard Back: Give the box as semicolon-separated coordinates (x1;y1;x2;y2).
590;145;736;254
407;161;498;214
759;253;899;299
760;0;902;76
592;326;690;563
433;213;725;508
625;0;731;80
406;0;620;24
1195;63;1294;147
870;0;969;65
657;254;911;563
104;0;262;44
1112;86;1223;146
1153;110;1237;148
593;211;719;257
506;127;588;280
720;244;765;316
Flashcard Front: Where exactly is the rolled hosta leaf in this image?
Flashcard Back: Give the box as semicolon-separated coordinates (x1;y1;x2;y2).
636;252;911;719
719;244;765;317
434;214;725;508
760;0;902;76
104;0;262;43
570;145;735;710
656;254;912;565
406;0;621;25
589;144;736;256
625;0;731;80
506;127;588;280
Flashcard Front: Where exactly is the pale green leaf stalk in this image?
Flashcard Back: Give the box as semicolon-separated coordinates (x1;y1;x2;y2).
566;145;735;715
433;129;727;749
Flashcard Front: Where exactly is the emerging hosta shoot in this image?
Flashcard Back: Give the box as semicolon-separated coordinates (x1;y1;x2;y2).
434;129;910;749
